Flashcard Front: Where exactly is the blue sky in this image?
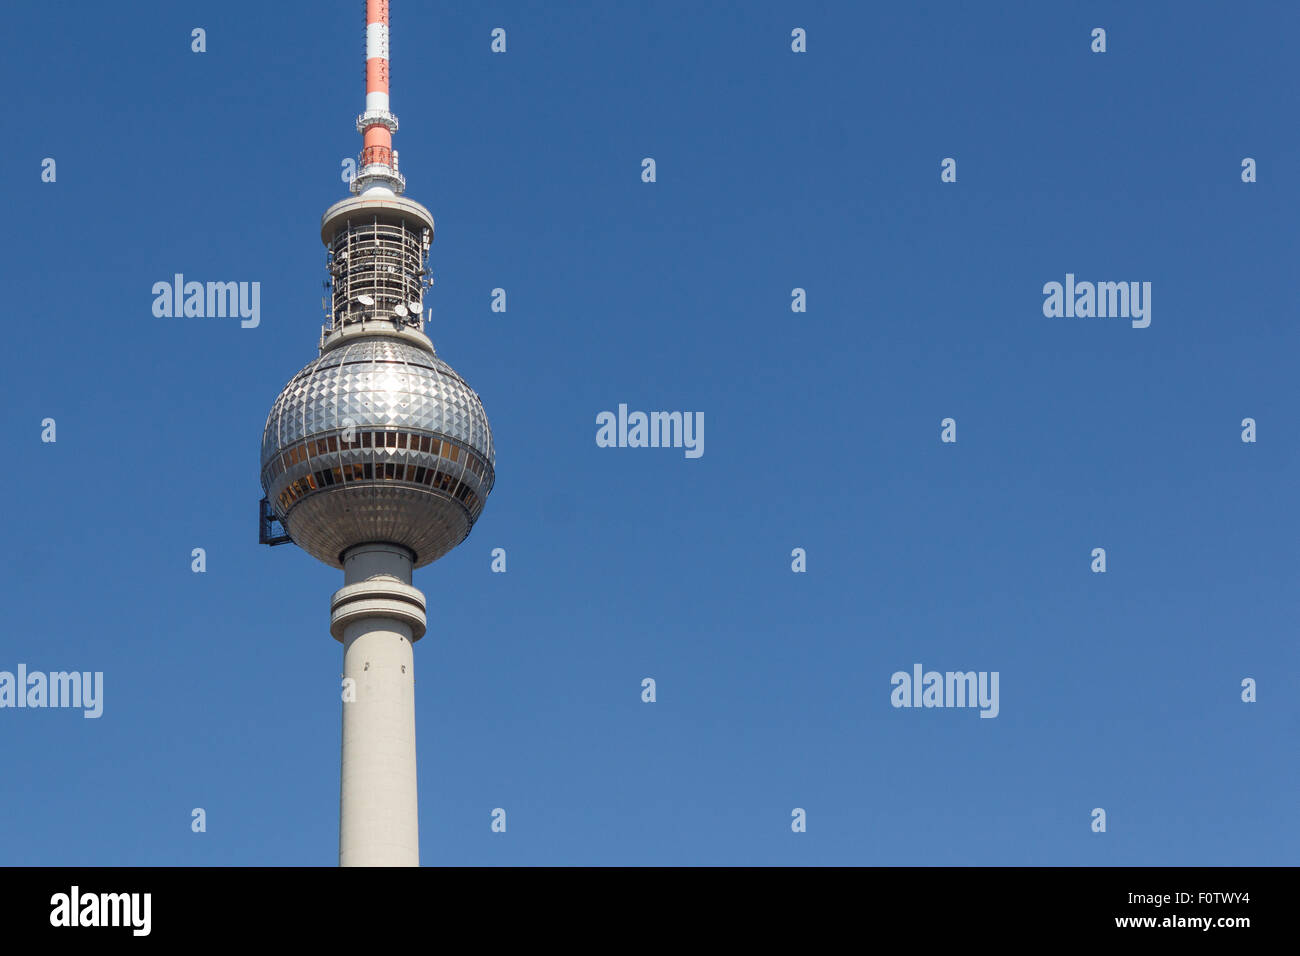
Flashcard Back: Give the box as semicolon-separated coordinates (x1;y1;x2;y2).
1;0;1296;865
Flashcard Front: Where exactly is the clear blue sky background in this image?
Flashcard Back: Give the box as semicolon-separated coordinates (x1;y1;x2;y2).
1;0;1296;865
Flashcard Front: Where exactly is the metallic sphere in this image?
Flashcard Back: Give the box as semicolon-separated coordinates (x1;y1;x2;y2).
260;333;494;568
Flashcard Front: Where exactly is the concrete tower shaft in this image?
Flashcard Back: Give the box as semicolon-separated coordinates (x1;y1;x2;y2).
333;544;424;867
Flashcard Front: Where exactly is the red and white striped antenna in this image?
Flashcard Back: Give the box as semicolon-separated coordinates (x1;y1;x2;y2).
353;0;404;196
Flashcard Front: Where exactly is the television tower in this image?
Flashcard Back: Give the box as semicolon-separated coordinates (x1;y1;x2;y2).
258;0;495;867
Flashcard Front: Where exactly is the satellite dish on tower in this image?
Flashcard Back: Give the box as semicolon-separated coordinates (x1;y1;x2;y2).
408;300;422;314
394;303;408;317
356;295;374;306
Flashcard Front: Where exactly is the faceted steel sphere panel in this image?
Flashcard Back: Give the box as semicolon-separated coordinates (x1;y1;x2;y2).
260;336;495;568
